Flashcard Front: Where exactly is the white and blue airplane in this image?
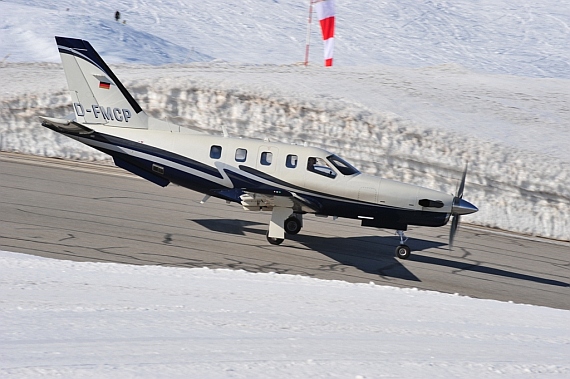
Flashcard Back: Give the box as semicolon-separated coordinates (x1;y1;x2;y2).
40;36;478;259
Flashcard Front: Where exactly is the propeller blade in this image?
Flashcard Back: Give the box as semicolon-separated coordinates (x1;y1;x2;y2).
449;214;460;249
450;163;470;248
456;163;468;199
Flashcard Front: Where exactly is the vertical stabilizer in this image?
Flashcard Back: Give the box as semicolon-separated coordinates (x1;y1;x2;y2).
55;36;148;129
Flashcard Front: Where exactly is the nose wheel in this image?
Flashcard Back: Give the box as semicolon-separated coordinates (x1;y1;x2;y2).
395;230;411;259
395;244;411;259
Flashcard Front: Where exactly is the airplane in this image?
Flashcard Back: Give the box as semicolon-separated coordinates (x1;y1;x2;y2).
40;36;478;260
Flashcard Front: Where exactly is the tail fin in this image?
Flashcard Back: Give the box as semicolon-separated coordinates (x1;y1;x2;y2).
55;36;148;129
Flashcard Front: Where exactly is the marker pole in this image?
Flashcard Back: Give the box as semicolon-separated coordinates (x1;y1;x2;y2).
304;0;314;66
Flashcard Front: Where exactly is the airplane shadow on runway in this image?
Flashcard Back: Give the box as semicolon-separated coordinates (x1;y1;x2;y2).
193;218;441;282
193;218;569;288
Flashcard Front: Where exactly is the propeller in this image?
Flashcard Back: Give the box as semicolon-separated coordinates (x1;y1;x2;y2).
449;163;478;248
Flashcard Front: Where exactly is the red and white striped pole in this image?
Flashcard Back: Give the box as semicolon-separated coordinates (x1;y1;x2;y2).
315;0;335;67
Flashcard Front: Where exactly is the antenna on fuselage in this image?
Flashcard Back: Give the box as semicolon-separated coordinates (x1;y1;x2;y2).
221;124;229;137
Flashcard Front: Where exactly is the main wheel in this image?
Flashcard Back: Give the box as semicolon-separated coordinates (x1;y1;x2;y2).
395;244;411;260
284;217;302;235
266;232;284;245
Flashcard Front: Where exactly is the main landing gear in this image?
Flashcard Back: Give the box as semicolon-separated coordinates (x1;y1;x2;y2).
265;208;303;245
395;230;411;259
284;216;302;235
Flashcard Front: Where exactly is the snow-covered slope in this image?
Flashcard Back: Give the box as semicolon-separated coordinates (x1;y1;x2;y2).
2;0;569;78
1;0;569;240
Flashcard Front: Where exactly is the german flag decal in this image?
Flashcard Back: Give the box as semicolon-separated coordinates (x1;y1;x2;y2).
94;75;111;89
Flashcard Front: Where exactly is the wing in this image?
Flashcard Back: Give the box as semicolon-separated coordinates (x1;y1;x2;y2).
211;188;321;213
243;191;321;213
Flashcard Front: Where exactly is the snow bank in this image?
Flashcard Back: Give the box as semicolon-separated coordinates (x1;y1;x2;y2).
1;250;569;378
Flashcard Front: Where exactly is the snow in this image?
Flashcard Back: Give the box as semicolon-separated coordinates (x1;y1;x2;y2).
0;2;570;375
1;250;569;378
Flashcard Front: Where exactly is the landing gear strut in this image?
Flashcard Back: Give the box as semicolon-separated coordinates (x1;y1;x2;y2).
265;207;290;245
395;230;411;259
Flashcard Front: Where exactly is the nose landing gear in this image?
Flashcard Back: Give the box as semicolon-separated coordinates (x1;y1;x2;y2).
395;230;411;259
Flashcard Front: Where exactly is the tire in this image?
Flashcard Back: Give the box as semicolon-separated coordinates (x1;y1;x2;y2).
284;217;302;235
395;245;411;260
266;232;284;245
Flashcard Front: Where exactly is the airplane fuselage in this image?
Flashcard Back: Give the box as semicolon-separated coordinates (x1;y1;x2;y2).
55;123;454;231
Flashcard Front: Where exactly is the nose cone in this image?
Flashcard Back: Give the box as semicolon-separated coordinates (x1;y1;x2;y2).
452;198;478;215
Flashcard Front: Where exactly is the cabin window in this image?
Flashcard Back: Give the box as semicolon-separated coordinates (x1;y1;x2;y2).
235;148;247;162
286;154;298;168
210;145;222;159
260;151;273;166
327;154;360;175
307;157;337;178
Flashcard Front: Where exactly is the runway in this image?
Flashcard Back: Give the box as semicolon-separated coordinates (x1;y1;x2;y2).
1;152;568;309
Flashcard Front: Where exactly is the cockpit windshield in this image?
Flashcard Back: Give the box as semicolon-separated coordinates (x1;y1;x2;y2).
326;155;360;176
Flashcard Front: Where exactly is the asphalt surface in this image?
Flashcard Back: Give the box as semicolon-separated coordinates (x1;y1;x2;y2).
1;152;569;309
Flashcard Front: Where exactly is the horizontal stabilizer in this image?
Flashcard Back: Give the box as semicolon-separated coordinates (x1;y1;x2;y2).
40;116;93;135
